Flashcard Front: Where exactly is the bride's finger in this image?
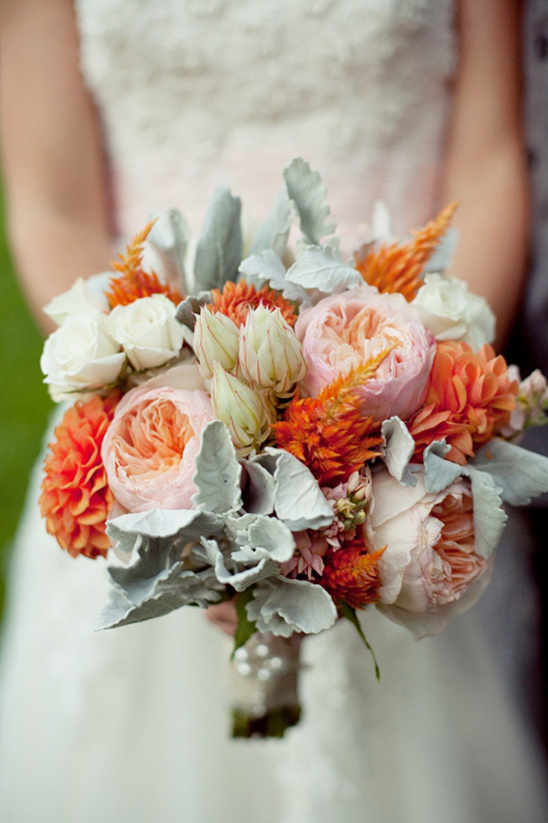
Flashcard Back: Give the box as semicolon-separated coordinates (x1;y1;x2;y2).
206;601;238;635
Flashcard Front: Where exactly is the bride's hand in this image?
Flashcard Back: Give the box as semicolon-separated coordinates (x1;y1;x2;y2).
206;600;238;636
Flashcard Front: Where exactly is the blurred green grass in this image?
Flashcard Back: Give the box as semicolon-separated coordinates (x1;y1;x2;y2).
0;182;53;616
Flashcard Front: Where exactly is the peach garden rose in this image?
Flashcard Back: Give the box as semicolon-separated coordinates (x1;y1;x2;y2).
102;380;213;512
295;285;433;421
367;467;492;638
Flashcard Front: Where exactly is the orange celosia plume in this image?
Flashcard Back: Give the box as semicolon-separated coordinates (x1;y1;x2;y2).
40;392;120;559
106;220;183;308
321;539;384;610
408;341;518;465
355;202;458;301
209;280;297;327
273;351;387;485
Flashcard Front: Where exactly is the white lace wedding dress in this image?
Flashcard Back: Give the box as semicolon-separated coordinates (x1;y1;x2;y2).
1;2;547;821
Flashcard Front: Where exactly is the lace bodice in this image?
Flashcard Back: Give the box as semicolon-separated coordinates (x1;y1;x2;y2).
75;0;456;249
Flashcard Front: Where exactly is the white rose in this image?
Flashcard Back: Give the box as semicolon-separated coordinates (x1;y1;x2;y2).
43;275;111;326
40;316;125;400
105;294;185;371
412;273;496;350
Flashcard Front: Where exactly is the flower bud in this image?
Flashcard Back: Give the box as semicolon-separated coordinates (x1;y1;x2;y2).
346;471;361;494
519;369;548;405
193;307;240;379
238;305;306;394
211;361;274;455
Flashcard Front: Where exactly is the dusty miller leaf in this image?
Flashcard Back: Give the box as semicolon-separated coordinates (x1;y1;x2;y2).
423;440;463;493
241;460;276;515
229;513;296;564
98;567;221;630
283;157;336;245
192;420;242;514
251;448;334;531
106;508;224;560
148;209;191;295
249;187;295;258
175;292;211;334
198;537;277;592
466;466;507;559
472;439;548;506
247;577;338;637
238;251;308;304
285;245;362;294
194;188;243;291
381;417;417;487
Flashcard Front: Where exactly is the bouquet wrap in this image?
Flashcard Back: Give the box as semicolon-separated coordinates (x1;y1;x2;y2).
230;632;302;738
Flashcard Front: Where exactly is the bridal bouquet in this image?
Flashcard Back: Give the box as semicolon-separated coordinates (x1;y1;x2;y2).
39;159;548;737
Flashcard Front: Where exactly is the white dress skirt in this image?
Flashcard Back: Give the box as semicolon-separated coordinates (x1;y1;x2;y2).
1;1;547;820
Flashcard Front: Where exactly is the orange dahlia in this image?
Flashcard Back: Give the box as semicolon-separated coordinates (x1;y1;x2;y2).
321;538;384;609
106;221;183;308
408;341;518;464
40;392;120;559
355;202;457;302
209;280;297;328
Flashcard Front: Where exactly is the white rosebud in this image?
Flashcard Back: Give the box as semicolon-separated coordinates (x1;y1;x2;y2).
238;305;306;394
193;307;240;379
412;273;496;350
105;294;185;371
519;368;548;405
210;361;274;455
43;275;111;326
40;316;125;401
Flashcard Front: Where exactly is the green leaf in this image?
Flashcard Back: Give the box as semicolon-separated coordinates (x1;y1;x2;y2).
232;588;258;660
338;602;380;681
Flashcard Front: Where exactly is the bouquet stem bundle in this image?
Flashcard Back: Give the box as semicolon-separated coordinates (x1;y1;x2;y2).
230;632;302;738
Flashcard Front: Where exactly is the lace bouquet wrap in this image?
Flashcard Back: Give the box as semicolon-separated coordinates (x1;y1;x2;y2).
39;159;548;738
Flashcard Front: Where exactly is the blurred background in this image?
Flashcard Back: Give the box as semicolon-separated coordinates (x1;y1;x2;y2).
0;179;52;618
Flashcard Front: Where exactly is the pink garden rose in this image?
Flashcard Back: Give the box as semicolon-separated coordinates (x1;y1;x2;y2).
367;468;492;638
102;374;213;512
295;285;433;420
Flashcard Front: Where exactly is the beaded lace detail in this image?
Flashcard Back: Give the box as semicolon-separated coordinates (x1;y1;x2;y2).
75;0;456;248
